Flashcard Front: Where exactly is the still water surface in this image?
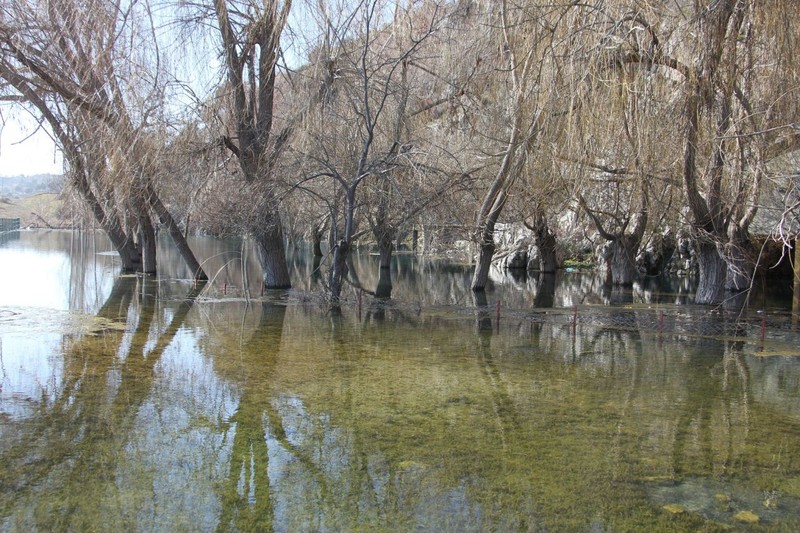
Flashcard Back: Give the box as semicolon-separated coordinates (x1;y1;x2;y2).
1;230;800;531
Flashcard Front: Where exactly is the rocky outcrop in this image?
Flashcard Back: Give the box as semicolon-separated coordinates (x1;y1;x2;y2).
636;231;678;276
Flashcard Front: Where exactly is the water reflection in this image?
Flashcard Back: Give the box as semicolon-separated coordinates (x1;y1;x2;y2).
0;272;205;530
2;231;800;530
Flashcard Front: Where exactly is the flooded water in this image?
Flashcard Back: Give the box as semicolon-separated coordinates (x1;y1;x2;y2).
2;230;800;531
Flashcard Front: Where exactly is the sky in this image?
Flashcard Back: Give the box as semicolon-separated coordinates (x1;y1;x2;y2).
0;0;318;179
0;113;63;177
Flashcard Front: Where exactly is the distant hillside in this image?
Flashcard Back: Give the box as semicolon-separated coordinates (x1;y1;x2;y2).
0;174;63;199
0;193;67;228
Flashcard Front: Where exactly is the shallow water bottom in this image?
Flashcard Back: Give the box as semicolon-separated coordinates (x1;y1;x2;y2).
2;232;800;531
2;293;800;531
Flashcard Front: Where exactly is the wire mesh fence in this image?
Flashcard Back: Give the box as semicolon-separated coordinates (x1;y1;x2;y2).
506;304;800;352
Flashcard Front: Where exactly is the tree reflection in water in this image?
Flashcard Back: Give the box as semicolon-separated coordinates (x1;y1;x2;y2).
0;275;204;530
3;232;800;531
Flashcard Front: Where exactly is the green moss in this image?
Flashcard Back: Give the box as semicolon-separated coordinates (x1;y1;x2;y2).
562;258;596;269
733;510;759;524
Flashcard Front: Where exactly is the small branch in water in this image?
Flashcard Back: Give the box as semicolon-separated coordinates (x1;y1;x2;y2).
572;305;578;334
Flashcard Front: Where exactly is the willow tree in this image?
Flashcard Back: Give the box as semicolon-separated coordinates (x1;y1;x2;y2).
675;0;799;302
562;1;799;303
470;0;568;291
0;0;206;279
211;0;293;288
566;8;673;286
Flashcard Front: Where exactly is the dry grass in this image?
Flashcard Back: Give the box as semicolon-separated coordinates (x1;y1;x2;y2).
0;193;67;228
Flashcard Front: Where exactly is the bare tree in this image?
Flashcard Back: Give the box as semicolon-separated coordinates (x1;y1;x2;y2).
293;0;444;302
209;0;294;288
0;0;207;280
555;1;799;302
677;0;799;302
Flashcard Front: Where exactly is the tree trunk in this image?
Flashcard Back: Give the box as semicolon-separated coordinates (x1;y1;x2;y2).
725;225;753;292
327;187;357;303
329;240;350;301
73;173;142;271
376;264;392;299
472;290;493;332
534;225;557;273
99;218;141;272
139;214;157;275
608;234;641;286
695;238;728;305
253;220;292;289
148;188;207;281
376;229;394;299
533;272;556;308
378;237;393;270
472;241;495;291
312;225;324;257
311;255;323;287
526;209;558;273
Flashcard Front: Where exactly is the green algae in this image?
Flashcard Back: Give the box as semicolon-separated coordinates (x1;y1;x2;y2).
734;510;760;524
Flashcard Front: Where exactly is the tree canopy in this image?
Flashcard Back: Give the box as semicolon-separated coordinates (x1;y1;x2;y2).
1;0;798;303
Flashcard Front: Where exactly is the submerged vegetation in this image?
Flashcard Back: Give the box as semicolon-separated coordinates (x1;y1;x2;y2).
1;231;800;531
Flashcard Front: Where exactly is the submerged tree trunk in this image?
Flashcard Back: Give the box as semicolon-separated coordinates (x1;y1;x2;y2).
72;167;142;272
312;223;324;257
148;191;208;281
473;181;506;291
377;235;394;298
533;272;556;308
608;234;642;287
528;213;557;273
378;236;394;270
329;186;358;303
376;264;392;299
329;240;350;301
694;238;728;305
139;213;157;275
253;219;292;289
538;236;558;273
472;290;493;332
117;242;143;272
472;240;496;291
311;255;323;287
